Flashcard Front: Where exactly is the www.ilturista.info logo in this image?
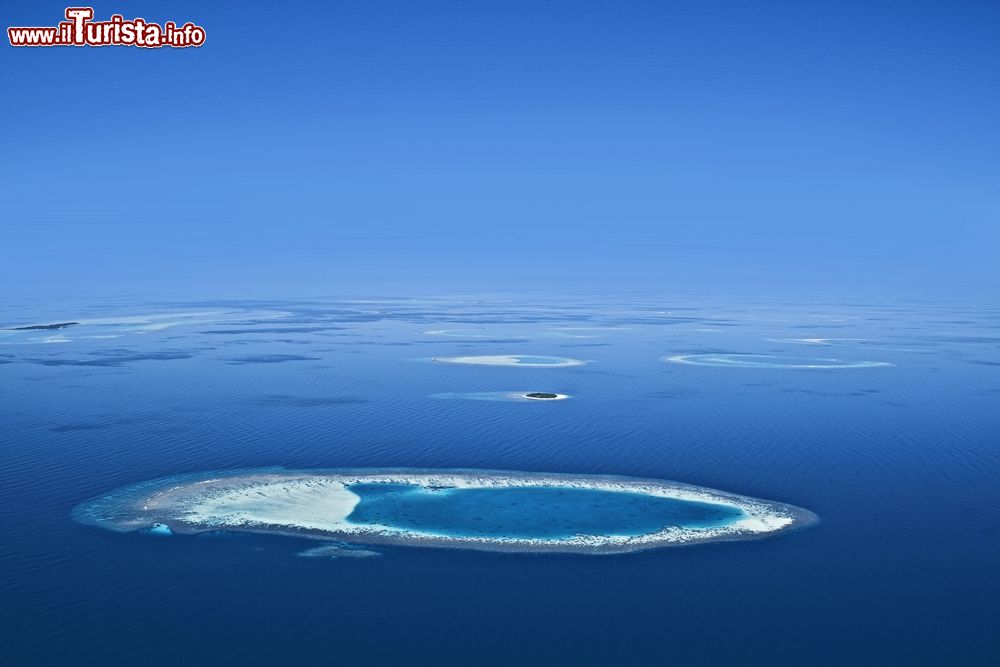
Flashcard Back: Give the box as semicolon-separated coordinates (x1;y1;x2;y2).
8;7;205;48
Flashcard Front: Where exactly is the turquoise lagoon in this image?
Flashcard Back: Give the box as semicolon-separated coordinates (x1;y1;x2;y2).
345;483;745;539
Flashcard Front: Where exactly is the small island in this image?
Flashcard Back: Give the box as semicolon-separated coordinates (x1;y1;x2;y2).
431;391;569;402
522;392;569;401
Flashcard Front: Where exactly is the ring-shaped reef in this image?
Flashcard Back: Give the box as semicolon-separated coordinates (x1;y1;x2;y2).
432;355;587;368
73;468;816;554
664;353;891;369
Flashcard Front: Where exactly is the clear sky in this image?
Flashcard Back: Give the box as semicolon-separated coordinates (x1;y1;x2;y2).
2;0;997;298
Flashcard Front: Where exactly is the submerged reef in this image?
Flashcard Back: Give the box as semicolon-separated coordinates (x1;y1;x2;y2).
297;543;382;559
73;468;815;554
664;354;891;369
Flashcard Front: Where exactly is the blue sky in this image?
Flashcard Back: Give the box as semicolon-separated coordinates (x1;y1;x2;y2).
2;0;997;298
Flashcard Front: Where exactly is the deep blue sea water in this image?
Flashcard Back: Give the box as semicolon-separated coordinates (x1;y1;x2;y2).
1;295;998;665
344;483;744;538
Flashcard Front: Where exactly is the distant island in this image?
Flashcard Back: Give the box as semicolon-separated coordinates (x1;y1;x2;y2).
523;392;568;401
431;391;570;403
6;321;79;331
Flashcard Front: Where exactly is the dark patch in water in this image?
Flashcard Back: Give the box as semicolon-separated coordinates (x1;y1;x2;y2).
201;326;345;334
255;395;370;407
223;354;321;364
50;416;153;433
920;335;1000;344
648;388;703;399
781;388;882;397
5;321;79;331
25;349;193;367
415;338;529;345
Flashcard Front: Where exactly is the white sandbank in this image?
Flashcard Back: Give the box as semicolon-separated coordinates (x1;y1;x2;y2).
181;477;361;532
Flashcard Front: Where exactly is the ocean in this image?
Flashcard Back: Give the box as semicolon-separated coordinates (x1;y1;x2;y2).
1;295;997;665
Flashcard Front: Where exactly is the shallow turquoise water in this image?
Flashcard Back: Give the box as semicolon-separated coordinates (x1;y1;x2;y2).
345;483;744;539
514;355;572;365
